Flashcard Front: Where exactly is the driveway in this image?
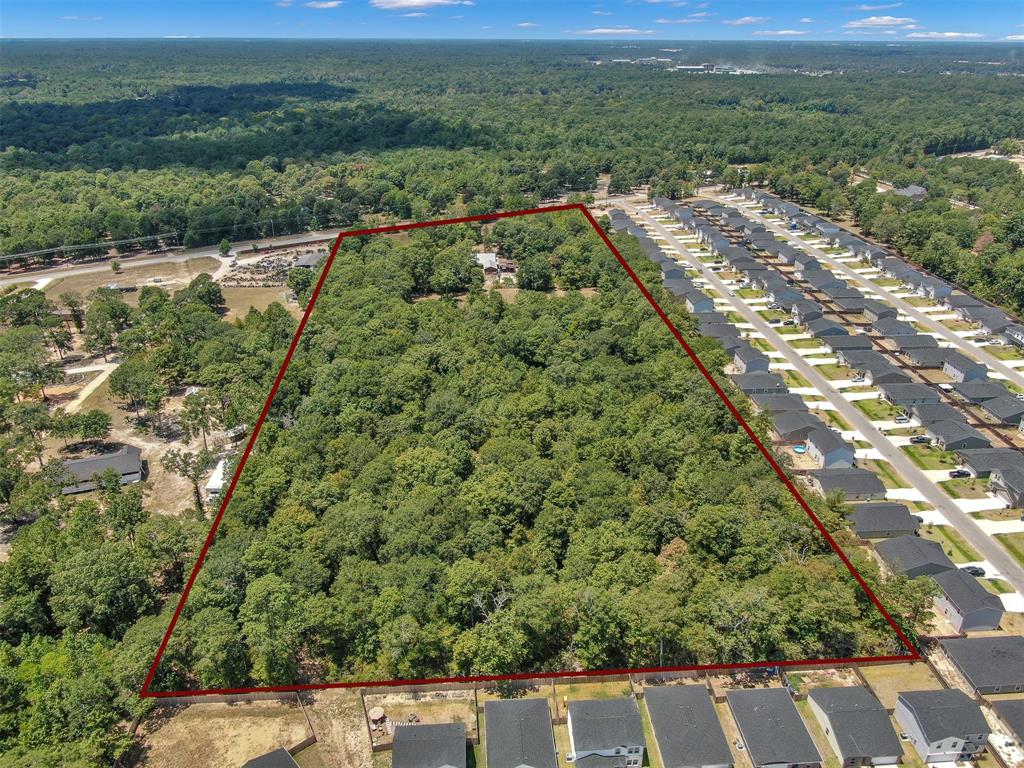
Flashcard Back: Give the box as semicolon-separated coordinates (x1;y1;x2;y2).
625;203;1024;594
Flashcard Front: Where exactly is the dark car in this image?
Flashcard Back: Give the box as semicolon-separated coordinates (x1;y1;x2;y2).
948;469;971;479
960;565;986;577
909;436;931;445
782;319;796;326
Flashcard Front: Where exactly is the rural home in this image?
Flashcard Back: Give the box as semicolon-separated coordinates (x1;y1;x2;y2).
60;444;145;495
931;570;1004;632
940;636;1024;695
807;687;902;767
392;723;467;768
726;689;821;768
567;699;645;768
645;685;733;768
894;690;989;764
485;699;556;768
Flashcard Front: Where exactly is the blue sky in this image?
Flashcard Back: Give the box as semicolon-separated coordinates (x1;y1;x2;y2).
4;0;1023;41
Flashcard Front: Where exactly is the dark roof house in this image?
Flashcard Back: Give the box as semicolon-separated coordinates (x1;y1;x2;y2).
807;687;902;766
848;503;920;539
807;468;886;500
242;749;299;768
645;686;733;768
726;689;821;768
894;690;989;763
392;723;467;768
875;535;955;578
60;444;144;495
932;569;1003;632
485;699;557;768
567;699;646;768
940;636;1024;694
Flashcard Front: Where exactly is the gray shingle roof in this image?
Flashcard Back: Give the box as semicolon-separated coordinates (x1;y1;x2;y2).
808;687;901;761
392;723;467;768
749;393;808;414
645;686;732;768
568;699;645;753
875;535;955;577
485;699;556;768
940;636;1024;692
925;421;989;448
891;335;940;351
949;380;1009;403
726;689;820;767
897;690;988;743
993;700;1024;741
909;403;966;425
242;749;299;768
980;396;1024;424
932;569;1003;616
848;503;919;537
809;468;886;497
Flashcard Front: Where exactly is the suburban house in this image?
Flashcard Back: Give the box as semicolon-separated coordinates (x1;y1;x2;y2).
805;318;848;338
890;335;939;353
698;320;740;341
645;685;733;768
1003;323;1024;348
485;699;556;768
861;364;910;386
979;395;1024;425
940;636;1024;695
903;347;958;369
941;352;988;383
949;379;1009;404
943;292;984;311
726;689;821;768
875;535;955;578
991;466;1024;509
862;300;897;322
392;723;467;768
848;503;919;539
925;421;990;451
664;278;696;297
893;184;927;201
807;468;886;501
877;383;939;408
894;690;989;763
684;291;715;314
822;335;872;354
907;402;965;425
771;411;825;444
993;701;1024;747
932;569;1004;632
793;301;824;324
806;428;855;469
567;699;645;768
60;444;145;495
731;373;788;395
872;317;915;337
242;749;299;768
955;448;1024;478
807;687;902;767
733;344;771;374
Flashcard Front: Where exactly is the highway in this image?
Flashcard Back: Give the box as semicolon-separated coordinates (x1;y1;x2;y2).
625;202;1024;594
0;229;341;289
709;192;1024;391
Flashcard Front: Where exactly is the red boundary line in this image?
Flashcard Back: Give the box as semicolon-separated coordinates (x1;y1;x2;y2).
140;203;919;698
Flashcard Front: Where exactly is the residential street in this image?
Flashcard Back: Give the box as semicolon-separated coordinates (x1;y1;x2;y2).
711;192;1024;391
625;202;1024;595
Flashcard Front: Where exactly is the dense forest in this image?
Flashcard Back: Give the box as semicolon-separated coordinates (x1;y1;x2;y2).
140;212;929;692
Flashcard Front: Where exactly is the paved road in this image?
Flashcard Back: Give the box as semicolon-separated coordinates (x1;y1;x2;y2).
0;229;341;289
626;203;1024;594
710;192;1024;390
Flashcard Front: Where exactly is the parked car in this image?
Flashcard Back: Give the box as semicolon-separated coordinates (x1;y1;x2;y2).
851;375;866;383
769;318;781;325
909;436;931;445
960;565;986;577
894;415;910;424
782;319;796;326
948;469;971;479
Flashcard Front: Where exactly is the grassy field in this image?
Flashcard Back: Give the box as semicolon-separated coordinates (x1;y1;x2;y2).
43;257;221;303
857;663;942;710
939;477;990;499
737;288;763;298
984;344;1024;361
814;363;854;380
901;444;959;471
780;369;811;388
757;309;789;322
858;459;906;489
789;337;826;349
855;398;900;421
750;338;776;353
921;524;982;563
996;532;1024;568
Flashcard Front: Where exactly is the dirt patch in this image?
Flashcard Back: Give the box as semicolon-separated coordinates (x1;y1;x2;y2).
306;689;376;768
137;701;311;768
44;258;220;304
857;663;942;709
222;285;301;322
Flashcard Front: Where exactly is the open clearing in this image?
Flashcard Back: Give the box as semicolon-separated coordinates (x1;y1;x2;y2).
43;257;220;302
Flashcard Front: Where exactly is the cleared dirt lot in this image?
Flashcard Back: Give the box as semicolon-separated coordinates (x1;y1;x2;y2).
137;701;311;768
857;662;943;709
43;258;220;303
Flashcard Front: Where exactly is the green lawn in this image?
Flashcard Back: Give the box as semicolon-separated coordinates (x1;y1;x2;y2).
757;309;789;322
921;524;982;564
871;278;903;288
901;444;959;471
750;338;776;353
940;477;990;499
855;397;900;421
814;363;854;380
737;288;764;298
820;410;852;431
780;369;811;387
985;344;1024;361
904;296;936;307
858;459;907;489
995;532;1024;568
789;337;826;349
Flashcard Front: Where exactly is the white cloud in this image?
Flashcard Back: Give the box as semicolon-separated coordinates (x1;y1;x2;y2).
723;16;769;25
656;17;704;23
403;11;427;16
516;21;540;27
799;17;814;23
593;10;613;15
688;11;714;17
753;29;809;36
60;15;103;20
304;1;342;7
1004;34;1024;40
843;15;915;28
370;0;473;8
568;26;655;34
274;0;294;6
907;31;984;38
852;2;902;9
